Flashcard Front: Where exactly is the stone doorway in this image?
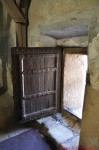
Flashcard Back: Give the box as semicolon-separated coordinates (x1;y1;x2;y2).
63;49;88;119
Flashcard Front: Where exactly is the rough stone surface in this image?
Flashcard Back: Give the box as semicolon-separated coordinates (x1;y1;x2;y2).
37;113;80;148
63;53;87;109
48;124;73;144
62;136;80;149
66;106;83;119
43;118;60;128
57;36;88;47
63;113;80;133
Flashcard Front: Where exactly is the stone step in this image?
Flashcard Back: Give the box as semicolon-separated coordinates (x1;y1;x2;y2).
37;113;80;150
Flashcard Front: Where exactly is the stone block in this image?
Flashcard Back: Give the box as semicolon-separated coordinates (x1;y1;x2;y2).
48;124;73;144
61;136;80;149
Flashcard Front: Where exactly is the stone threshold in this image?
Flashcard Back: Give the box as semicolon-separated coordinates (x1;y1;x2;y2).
33;112;81;150
0;111;81;150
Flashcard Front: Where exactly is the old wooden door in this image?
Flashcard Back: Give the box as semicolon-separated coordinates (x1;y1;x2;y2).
11;47;62;122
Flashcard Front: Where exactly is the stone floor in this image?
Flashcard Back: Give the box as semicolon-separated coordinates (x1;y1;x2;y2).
37;112;80;149
0;92;81;150
66;106;83;119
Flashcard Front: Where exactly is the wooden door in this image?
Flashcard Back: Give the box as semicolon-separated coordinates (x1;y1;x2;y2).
11;47;62;122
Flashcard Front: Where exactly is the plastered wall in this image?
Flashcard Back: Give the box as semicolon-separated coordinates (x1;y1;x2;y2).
28;0;99;149
28;0;99;46
0;3;16;95
80;21;99;149
0;3;16;129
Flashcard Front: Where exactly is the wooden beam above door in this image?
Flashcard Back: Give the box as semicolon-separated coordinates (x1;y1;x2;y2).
0;0;25;23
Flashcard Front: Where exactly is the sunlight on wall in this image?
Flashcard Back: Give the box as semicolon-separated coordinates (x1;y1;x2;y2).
63;53;88;119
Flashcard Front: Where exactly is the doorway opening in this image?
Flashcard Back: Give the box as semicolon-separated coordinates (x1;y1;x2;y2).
63;48;88;119
11;47;87;148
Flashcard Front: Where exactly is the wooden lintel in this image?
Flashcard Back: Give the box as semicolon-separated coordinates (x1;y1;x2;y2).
0;0;25;23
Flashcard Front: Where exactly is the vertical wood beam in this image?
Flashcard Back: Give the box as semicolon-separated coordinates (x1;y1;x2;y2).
16;23;26;47
15;0;26;47
0;0;30;47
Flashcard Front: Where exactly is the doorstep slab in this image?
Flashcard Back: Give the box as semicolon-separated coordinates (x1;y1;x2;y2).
44;118;60;128
37;116;53;124
36;113;80;149
61;135;80;149
48;124;74;144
